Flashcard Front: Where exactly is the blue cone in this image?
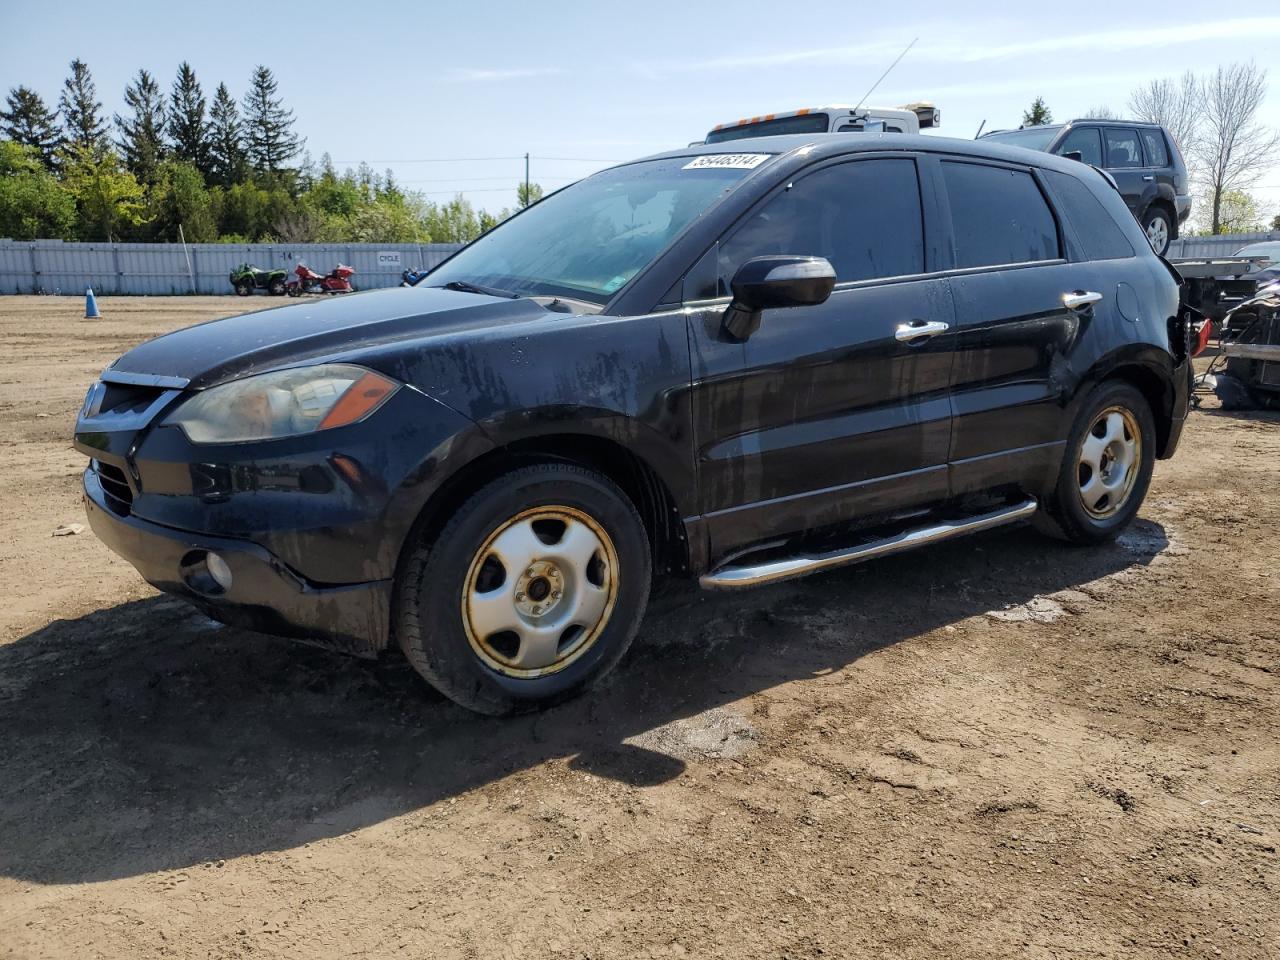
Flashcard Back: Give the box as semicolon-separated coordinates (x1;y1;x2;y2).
84;286;101;319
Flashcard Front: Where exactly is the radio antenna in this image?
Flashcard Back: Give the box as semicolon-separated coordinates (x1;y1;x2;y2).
852;37;918;114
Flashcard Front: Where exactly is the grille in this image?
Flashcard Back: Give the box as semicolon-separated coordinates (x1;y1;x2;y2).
94;460;134;516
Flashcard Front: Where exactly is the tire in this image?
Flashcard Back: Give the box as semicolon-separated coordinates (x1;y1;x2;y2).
234;282;252;297
396;463;652;715
268;279;286;296
1141;206;1173;255
287;286;300;298
1035;381;1156;545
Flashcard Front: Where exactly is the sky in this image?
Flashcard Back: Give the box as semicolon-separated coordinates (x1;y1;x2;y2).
3;1;1279;223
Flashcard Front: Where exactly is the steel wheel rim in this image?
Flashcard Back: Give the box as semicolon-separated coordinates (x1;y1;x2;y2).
1146;216;1168;252
461;505;619;679
1077;405;1142;519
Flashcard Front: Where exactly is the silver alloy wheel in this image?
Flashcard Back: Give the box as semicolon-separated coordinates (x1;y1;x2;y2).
461;506;619;678
1146;215;1169;253
1077;405;1142;519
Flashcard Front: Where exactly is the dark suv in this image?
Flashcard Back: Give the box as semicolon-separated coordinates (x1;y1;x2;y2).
75;134;1192;714
979;120;1191;254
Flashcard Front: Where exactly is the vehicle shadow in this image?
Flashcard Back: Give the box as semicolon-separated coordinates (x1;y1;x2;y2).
0;520;1169;884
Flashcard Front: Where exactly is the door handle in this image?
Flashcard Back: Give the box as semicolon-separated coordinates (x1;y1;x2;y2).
895;320;949;343
1142;175;1155;181
1062;290;1103;311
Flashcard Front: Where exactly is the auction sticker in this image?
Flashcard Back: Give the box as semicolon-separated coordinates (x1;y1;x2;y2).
683;154;771;170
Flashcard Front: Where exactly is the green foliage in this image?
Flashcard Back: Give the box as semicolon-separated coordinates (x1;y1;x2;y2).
1;86;62;168
1021;97;1053;126
516;181;545;208
59;59;108;155
1272;213;1280;231
168;62;210;177
114;69;167;185
0;141;76;238
61;145;147;240
148;160;219;241
243;66;302;175
207;83;247;188
1214;190;1262;233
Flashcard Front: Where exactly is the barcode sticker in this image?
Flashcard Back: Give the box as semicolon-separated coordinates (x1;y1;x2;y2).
682;154;771;170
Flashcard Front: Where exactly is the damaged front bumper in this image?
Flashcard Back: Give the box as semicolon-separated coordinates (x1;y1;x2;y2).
83;467;391;656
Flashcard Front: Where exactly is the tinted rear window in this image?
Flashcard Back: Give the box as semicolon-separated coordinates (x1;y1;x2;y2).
1043;170;1135;261
1140;129;1169;167
1103;128;1143;167
706;113;829;143
941;161;1060;268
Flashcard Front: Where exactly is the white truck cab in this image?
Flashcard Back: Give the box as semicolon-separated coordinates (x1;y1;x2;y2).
702;103;939;144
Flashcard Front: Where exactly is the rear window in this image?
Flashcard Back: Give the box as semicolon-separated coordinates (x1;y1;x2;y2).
706;113;829;143
1043;170;1135;261
941;161;1060;268
1103;128;1143;168
1140;129;1169;167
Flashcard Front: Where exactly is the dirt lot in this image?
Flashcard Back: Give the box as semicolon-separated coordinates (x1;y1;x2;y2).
1;295;1277;959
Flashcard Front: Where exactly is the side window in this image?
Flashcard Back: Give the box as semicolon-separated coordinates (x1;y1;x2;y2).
1103;128;1143;168
1140;128;1169;167
940;161;1061;268
1042;170;1135;261
717;158;925;292
1058;127;1102;166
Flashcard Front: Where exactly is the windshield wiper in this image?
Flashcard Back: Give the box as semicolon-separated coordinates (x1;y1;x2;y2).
438;279;522;299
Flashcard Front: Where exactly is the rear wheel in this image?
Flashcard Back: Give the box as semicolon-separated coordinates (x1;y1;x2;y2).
396;463;651;715
268;279;286;296
1036;381;1155;544
1141;206;1172;255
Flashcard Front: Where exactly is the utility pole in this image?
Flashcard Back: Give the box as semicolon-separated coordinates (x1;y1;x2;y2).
524;152;530;207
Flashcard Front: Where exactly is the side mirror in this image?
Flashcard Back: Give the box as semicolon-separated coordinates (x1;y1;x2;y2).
1064;150;1084;163
722;256;836;340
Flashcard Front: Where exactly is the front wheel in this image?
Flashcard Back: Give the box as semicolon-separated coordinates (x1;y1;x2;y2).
396;463;652;715
234;281;252;297
1036;381;1156;544
1141;206;1172;255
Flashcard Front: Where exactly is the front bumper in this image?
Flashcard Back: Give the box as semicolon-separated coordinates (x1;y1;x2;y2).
84;468;391;656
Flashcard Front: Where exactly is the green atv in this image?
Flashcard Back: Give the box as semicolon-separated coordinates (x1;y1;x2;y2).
229;263;288;296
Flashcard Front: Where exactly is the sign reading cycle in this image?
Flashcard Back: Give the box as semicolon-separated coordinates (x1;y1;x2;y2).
377;251;403;267
682;154;771;170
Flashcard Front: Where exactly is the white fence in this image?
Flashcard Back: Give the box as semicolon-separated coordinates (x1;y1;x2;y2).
0;240;466;296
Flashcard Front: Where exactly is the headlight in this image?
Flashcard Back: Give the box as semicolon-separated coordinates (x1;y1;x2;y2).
165;364;400;443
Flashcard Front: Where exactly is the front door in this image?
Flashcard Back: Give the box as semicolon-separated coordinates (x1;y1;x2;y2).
684;155;956;564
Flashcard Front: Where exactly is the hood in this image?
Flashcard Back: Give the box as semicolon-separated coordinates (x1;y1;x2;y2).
108;287;554;389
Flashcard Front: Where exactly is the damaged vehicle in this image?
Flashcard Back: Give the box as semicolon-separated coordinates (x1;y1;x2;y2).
75;134;1192;714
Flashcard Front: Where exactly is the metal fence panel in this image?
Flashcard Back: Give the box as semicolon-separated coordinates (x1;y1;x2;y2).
0;241;465;295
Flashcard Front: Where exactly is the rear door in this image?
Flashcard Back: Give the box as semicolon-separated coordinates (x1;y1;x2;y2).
685;154;956;561
931;156;1083;494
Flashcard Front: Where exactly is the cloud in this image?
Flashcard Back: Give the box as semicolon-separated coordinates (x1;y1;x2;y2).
444;66;566;83
631;16;1280;78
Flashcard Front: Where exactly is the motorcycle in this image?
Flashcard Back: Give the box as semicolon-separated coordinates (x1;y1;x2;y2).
286;262;356;296
400;267;430;287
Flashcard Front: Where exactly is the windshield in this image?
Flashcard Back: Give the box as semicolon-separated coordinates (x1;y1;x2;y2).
427;156;771;304
980;126;1063;152
706;113;829;143
1236;242;1280;261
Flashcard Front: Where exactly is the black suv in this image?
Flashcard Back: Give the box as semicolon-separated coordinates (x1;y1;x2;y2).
980;120;1191;254
75;134;1192;714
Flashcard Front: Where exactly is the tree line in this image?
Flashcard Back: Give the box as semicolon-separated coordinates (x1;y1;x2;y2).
0;60;537;244
1020;61;1280;235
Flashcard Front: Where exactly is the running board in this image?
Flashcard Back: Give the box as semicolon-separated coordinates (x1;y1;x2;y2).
699;499;1039;590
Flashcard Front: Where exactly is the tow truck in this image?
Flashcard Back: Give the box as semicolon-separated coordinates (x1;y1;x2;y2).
700;102;939;144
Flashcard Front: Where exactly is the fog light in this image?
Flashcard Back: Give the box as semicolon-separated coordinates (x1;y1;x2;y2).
206;552;233;591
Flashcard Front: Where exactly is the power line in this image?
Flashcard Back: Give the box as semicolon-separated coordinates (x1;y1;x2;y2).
329;155;526;164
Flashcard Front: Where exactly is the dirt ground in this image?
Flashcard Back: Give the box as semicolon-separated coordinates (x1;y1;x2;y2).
0;295;1277;960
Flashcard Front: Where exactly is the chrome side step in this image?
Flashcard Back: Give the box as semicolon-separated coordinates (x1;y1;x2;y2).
699;498;1038;590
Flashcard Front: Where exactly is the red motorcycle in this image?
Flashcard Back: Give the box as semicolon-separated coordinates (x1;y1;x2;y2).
286;262;356;296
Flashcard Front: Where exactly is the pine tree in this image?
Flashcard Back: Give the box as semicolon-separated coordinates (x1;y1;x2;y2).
0;86;61;168
59;59;108;155
242;66;302;175
168;62;210;177
115;69;167;185
207;82;246;187
1021;97;1053;127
